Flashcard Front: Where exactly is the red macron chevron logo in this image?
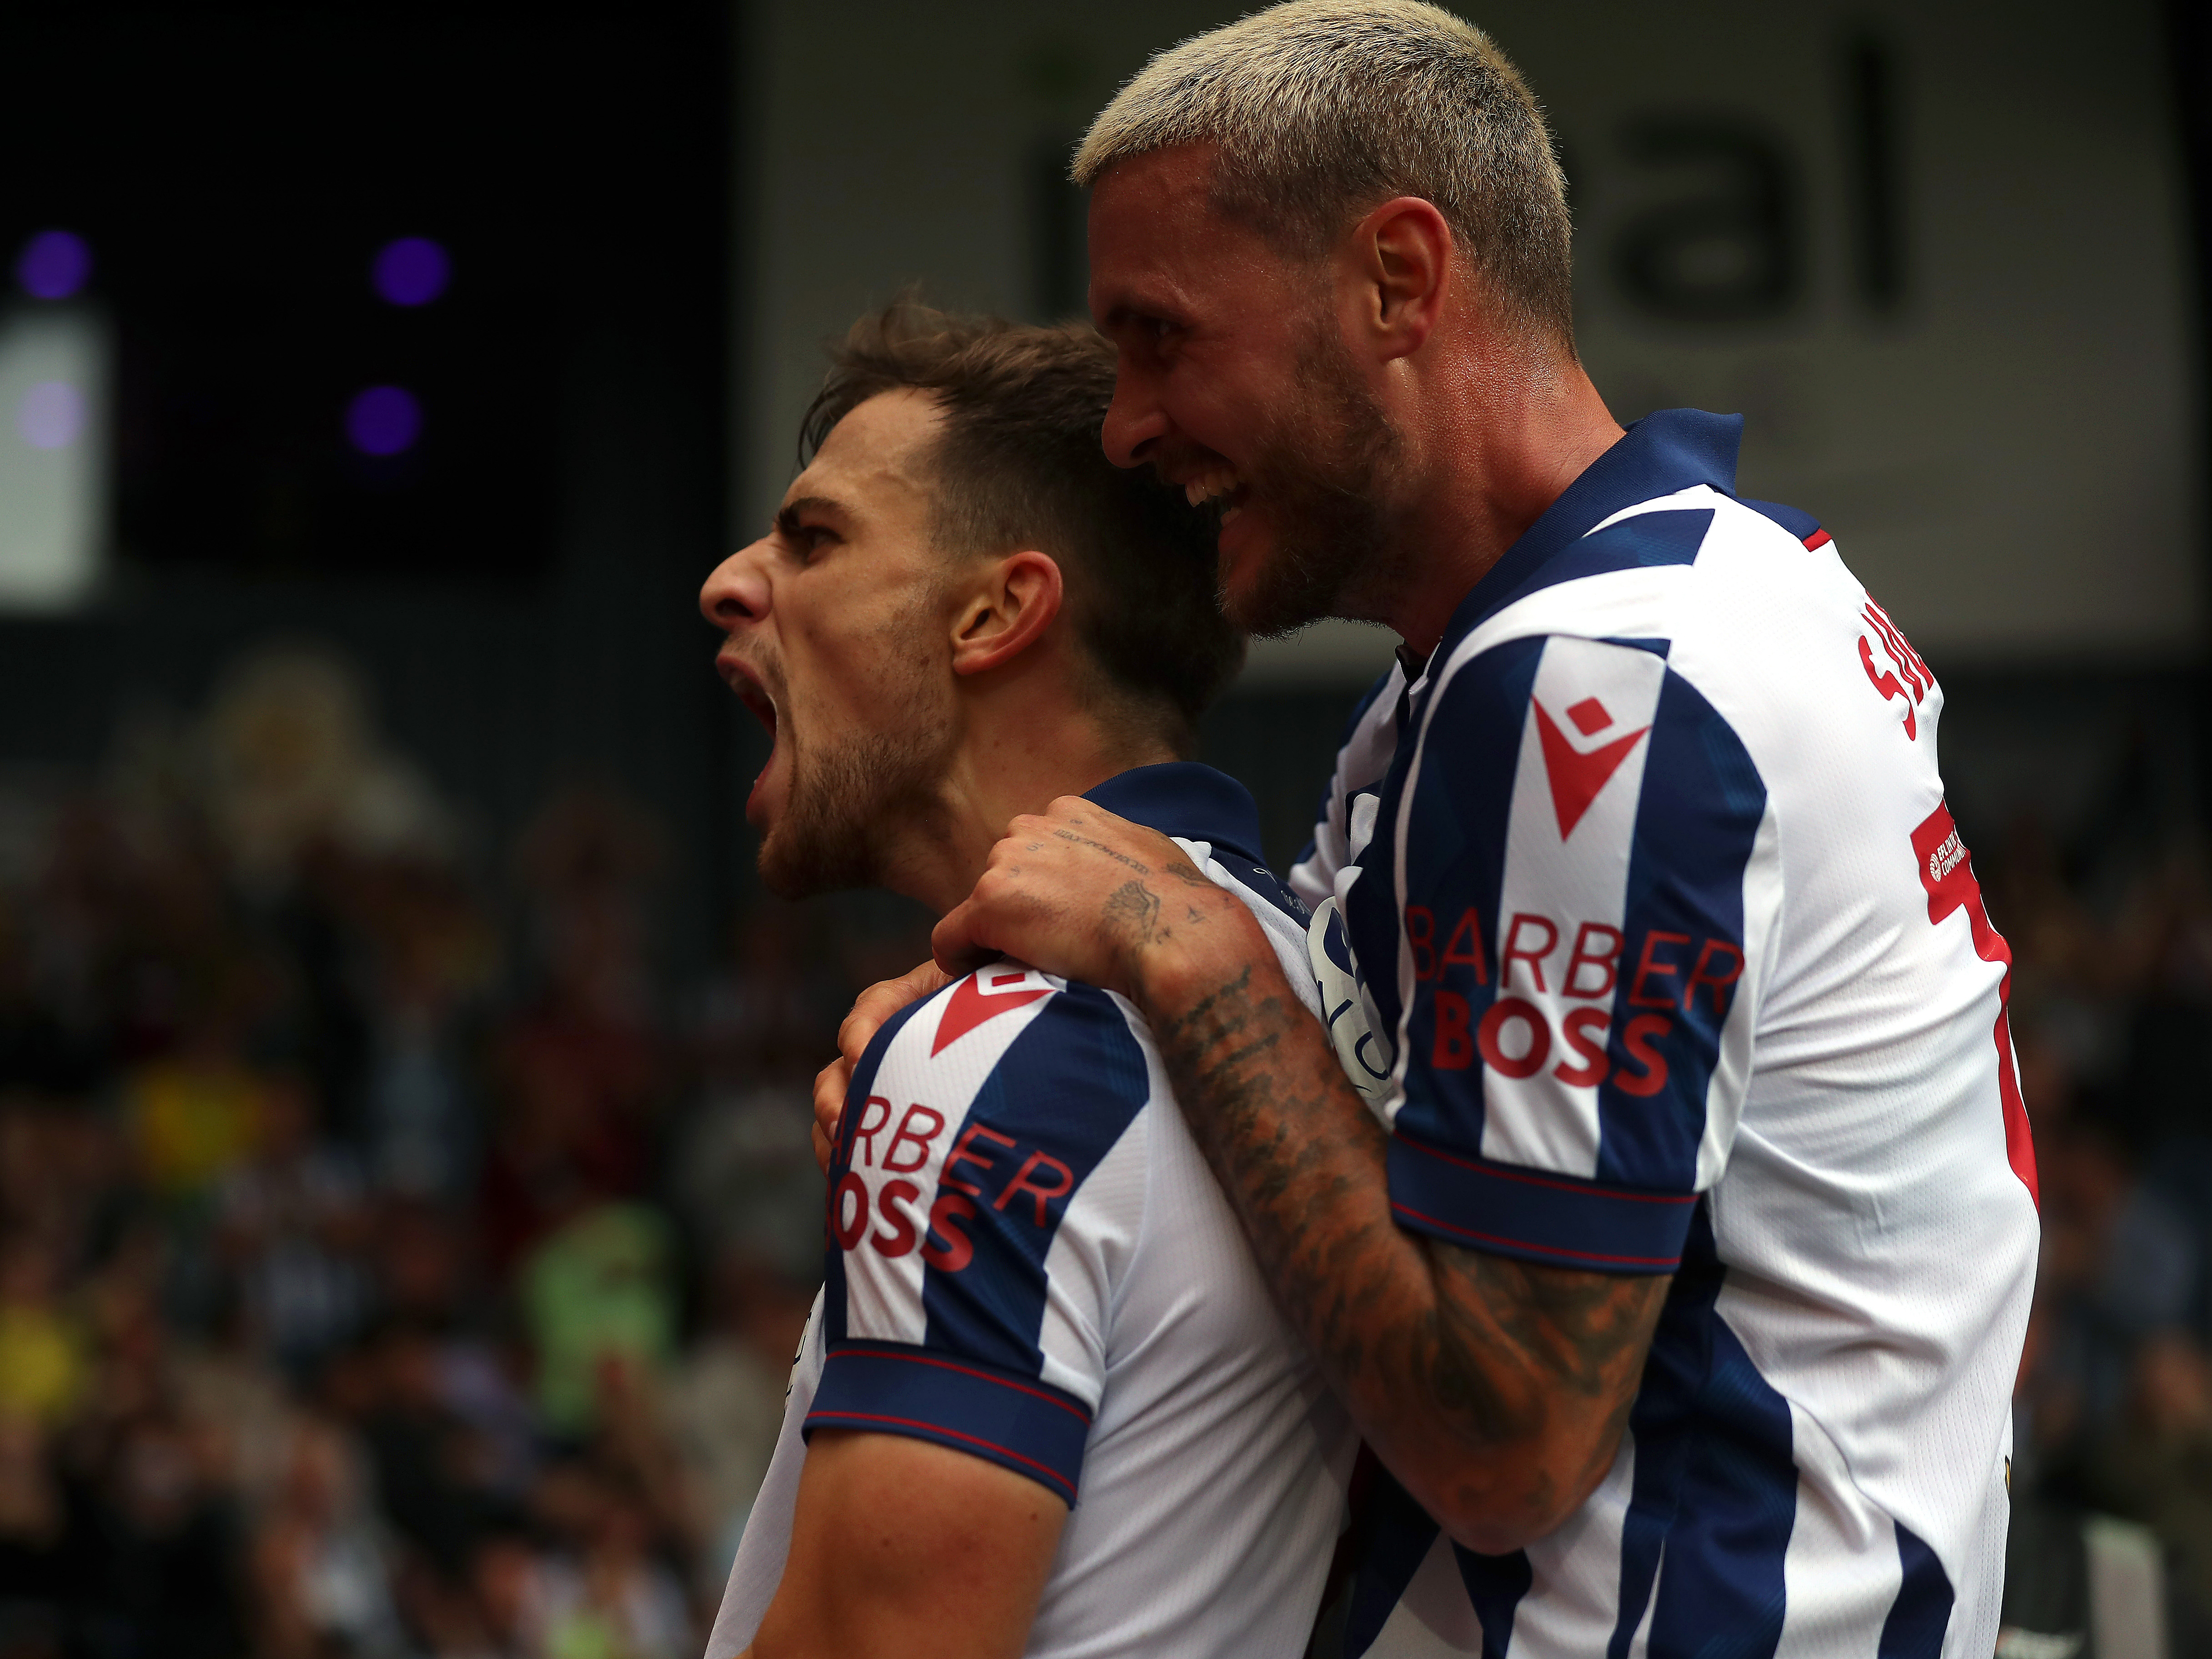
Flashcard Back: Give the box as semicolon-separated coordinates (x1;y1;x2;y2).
1532;695;1649;839
932;969;1052;1055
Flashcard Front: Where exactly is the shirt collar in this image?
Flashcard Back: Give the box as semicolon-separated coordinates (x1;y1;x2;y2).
1433;407;1743;656
1083;762;1268;866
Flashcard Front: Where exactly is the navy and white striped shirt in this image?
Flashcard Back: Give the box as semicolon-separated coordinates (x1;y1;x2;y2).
1291;410;2038;1659
709;764;1355;1659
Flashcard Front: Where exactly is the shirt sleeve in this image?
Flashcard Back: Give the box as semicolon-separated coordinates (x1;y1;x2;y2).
1381;632;1777;1275
806;973;1151;1505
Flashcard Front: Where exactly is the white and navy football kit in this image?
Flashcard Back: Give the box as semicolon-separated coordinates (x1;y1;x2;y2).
706;764;1354;1659
1290;411;2040;1659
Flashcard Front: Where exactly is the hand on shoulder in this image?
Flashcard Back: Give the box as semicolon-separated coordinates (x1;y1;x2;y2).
931;797;1259;1007
812;959;956;1172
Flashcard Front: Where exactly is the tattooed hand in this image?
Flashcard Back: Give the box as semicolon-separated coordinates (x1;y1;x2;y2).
930;797;1256;1000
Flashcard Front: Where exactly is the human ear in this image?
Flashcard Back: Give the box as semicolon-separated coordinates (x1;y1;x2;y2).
950;550;1065;676
1349;196;1451;360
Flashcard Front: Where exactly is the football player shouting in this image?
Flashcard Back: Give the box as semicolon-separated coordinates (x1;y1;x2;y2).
699;304;1353;1659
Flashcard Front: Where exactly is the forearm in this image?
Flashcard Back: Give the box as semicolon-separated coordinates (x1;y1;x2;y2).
1137;920;1660;1551
925;795;1661;1547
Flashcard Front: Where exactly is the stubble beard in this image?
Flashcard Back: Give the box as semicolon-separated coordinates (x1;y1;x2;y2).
1225;321;1409;639
756;673;955;903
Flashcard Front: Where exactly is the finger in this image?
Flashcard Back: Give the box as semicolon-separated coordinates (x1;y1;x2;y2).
811;1119;834;1175
836;961;950;1066
838;986;901;1066
815;1055;849;1127
896;957;957;1003
931;900;1000;976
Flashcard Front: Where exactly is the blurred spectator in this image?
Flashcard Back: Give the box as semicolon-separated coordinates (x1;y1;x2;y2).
75;1405;247;1659
479;788;668;1285
248;1415;406;1659
216;1078;372;1378
123;1035;268;1212
0;1414;75;1653
521;1206;676;1442
535;1475;691;1659
356;861;497;1203
2083;1332;2212;1629
663;1252;815;1579
196;645;456;895
2035;1118;2201;1437
0;1238;84;1431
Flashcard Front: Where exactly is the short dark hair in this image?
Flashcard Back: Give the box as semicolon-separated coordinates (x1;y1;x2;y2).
799;302;1245;751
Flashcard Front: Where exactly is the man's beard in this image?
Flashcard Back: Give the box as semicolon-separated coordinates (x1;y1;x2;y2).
1225;322;1408;638
757;711;954;901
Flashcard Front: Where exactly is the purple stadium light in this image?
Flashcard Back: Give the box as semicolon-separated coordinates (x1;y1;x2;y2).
346;386;422;457
15;231;92;301
16;381;85;451
371;237;450;307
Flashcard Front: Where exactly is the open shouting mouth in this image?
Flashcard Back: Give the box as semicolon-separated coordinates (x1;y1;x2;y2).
718;649;789;827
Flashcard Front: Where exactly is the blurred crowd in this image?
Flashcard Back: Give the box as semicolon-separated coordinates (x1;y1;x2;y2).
0;644;872;1659
0;638;2204;1655
1996;777;2212;1639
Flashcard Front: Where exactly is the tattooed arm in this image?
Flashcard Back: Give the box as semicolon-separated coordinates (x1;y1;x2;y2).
932;799;1669;1554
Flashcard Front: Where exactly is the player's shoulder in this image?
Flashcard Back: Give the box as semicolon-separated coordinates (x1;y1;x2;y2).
1422;481;1850;721
874;959;1150;1083
1503;486;1829;616
850;963;1157;1170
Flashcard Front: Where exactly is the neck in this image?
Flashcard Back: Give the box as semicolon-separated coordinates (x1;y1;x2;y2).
1380;336;1623;658
880;670;1181;916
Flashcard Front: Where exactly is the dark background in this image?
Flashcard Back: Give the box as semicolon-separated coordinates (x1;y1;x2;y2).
0;0;743;962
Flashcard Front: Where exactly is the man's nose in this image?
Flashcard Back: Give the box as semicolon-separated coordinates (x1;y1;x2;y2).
699;538;772;630
1100;362;1169;470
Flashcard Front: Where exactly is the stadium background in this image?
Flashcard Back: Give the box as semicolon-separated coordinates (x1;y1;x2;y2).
0;0;2204;1652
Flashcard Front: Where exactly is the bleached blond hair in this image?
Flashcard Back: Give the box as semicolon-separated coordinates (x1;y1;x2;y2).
1074;0;1574;348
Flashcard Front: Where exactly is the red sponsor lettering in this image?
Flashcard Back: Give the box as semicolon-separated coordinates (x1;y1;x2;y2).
943;1122;1015;1198
1629;931;1691;1008
1502;913;1559;993
872;1178;920;1257
849;1095;891;1167
1563;923;1625;1000
1684;940;1744;1016
1408;905;1437;981
1614;1013;1672;1096
1433;990;1475;1069
1552;1006;1611;1087
1478;997;1551;1079
922;1193;976;1272
1441;908;1489;983
1912;801;2037;1205
883;1104;945;1174
830;1171;870;1250
995;1151;1076;1226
